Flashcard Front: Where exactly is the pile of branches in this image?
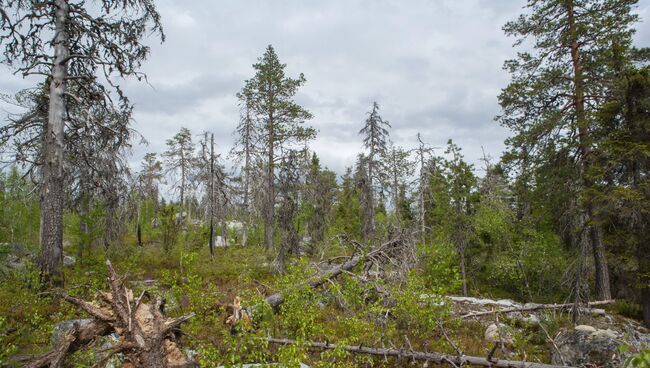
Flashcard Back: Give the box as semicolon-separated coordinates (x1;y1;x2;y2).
264;232;415;310
27;260;195;368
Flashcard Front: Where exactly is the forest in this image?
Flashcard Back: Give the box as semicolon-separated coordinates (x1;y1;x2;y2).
0;0;650;367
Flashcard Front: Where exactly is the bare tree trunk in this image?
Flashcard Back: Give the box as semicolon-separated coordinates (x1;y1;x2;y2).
209;133;215;257
566;0;611;300
265;116;275;252
39;0;69;287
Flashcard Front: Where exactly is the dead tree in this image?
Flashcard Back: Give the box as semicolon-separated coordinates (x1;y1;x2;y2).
264;234;413;309
0;0;164;286
264;337;574;368
26;260;195;368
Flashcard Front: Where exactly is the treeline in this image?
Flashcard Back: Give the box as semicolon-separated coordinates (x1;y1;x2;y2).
0;0;649;329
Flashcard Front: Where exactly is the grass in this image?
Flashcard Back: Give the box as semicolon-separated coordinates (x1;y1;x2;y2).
0;235;591;367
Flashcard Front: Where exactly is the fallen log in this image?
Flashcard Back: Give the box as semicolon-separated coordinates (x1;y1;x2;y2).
460;300;614;319
264;235;407;309
26;259;196;368
265;337;575;368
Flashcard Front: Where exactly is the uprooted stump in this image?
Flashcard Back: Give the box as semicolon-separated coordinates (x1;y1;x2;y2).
27;259;196;368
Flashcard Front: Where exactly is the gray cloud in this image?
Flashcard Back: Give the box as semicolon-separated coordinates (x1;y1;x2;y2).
2;0;649;179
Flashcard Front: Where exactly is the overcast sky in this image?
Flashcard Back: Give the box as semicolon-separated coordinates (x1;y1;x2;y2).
2;0;650;178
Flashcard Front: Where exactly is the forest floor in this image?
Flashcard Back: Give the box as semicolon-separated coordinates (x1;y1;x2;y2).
0;233;646;367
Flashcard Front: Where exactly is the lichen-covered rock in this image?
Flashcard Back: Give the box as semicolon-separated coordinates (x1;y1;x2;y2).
552;329;626;367
485;323;514;344
50;319;94;346
63;255;76;267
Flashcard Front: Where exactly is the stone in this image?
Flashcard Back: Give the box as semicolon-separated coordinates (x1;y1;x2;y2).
552;329;626;368
591;328;619;340
485;323;513;345
523;314;540;324
590;308;607;316
574;324;597;333
51;319;94;346
63;255;76;267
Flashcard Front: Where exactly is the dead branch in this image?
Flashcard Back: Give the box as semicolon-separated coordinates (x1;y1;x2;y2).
265;235;409;309
264;336;575;368
460;300;614;319
27;259;196;368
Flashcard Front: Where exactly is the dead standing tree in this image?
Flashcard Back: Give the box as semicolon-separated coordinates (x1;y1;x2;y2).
0;0;164;286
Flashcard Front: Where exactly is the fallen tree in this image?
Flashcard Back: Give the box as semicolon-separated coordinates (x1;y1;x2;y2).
460;300;614;319
26;260;195;368
265;234;411;309
265;337;575;368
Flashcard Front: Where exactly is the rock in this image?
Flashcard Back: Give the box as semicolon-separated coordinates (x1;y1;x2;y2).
590;308;607;316
51;319;94;346
575;324;597;333
63;255;76;267
591;328;619;340
553;329;627;367
485;323;514;345
523;314;540;324
0;243;33;275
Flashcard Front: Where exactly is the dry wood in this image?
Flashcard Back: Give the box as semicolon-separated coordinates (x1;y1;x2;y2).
264;336;575;368
264;235;407;309
26;259;195;368
460;300;614;319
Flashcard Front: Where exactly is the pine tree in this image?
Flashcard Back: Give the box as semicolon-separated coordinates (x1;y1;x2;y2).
498;0;641;300
238;45;315;256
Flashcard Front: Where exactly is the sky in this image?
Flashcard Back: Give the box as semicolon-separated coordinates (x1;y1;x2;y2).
2;0;650;179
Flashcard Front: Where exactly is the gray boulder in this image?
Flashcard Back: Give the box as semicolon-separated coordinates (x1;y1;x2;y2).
552;327;627;367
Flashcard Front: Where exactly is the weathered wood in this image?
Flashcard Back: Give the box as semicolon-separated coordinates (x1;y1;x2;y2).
25;321;112;368
460;300;614;319
265;337;575;368
27;259;195;368
264;236;405;309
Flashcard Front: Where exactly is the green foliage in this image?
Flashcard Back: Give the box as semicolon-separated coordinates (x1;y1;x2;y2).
160;203;179;252
277;265;323;339
0;167;40;247
0;316;17;365
625;349;650;368
392;272;453;339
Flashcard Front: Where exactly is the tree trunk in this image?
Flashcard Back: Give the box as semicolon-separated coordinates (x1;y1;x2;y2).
566;0;611;300
135;224;142;248
265;116;275;252
209;133;215;257
39;0;69;287
590;222;611;300
460;247;468;296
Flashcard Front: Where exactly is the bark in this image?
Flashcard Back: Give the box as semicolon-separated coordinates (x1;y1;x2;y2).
137;222;142;247
39;0;70;287
460;247;468;297
589;223;611;300
264;337;574;368
265;112;275;252
566;0;611;301
209;133;215;257
25;321;113;368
